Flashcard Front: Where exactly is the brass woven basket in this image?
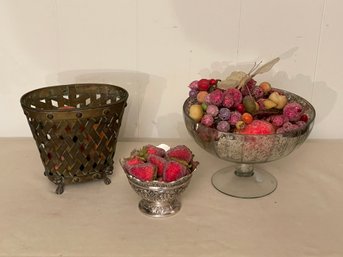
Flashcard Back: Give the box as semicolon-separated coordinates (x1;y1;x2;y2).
21;83;129;194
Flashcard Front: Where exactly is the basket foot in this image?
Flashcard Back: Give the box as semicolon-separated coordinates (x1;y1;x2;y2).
55;183;65;194
103;176;111;185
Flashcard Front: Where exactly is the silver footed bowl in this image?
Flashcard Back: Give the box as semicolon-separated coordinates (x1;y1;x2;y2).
120;159;194;217
183;89;315;198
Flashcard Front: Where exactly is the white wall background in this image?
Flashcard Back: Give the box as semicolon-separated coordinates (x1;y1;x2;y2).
0;0;342;139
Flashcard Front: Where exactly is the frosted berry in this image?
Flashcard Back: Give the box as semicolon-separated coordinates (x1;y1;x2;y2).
283;102;303;121
269;115;286;127
201;114;214;127
208;89;224;106
222;94;234;108
252;86;264;99
206;105;219;117
225;88;243;106
282;121;300;132
216;121;230;132
189;89;198;98
188;80;198;90
218;108;231;121
229;111;242;126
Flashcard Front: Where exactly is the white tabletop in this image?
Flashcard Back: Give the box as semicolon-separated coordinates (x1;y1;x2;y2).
0;138;342;257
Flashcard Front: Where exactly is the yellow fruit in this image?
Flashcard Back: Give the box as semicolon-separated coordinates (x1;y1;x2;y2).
189;104;204;122
196;91;208;103
263;99;277;109
268;92;288;109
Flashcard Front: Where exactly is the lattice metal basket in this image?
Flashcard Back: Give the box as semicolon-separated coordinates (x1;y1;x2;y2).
21;83;129;194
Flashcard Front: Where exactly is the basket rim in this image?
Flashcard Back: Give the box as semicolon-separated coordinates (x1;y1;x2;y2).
20;83;129;112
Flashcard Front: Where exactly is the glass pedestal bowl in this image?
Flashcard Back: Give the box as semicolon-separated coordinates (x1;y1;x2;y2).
183;89;315;198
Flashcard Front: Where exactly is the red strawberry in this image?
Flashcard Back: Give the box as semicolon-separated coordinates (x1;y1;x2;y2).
166;145;193;164
163;161;188;182
125;156;144;168
239;120;275;135
147;154;167;177
143;144;166;157
128;163;157;181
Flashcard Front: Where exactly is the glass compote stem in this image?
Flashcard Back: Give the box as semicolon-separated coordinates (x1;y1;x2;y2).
211;163;277;199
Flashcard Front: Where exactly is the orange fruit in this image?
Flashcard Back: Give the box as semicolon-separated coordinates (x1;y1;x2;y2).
242;112;253;124
196;91;208;103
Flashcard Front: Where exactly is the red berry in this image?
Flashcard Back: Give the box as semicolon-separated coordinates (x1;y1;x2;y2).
300;114;309;123
236;103;245;114
209;79;217;85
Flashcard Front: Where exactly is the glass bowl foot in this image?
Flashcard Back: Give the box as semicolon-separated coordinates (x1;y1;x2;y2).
138;199;181;217
211;165;277;199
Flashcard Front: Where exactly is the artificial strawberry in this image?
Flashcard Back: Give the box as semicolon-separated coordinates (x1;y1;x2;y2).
163;161;188;182
147;154;167;177
166;145;193;164
123;155;145;172
128;163;157;181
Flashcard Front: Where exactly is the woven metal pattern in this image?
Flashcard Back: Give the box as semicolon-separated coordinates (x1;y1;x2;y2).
21;83;129;194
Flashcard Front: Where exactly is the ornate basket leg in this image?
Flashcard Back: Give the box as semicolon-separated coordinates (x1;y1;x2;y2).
103;165;113;185
54;176;65;195
56;183;65;195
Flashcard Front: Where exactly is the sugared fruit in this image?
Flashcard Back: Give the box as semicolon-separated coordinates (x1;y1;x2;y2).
259;82;272;93
239;120;275;135
189;104;204;122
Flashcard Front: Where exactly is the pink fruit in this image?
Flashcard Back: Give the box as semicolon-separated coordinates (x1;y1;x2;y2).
222;94;234;108
239;120;275;135
252;86;264;99
208;89;224;106
163;161;188;182
206;105;219;116
217;121;230;132
269;115;287;127
283;102;303;121
229;111;242;126
128;163;157;181
201;114;214;127
188;80;198;90
225;88;243;106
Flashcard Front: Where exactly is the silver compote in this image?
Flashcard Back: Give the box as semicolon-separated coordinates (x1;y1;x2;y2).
183;89;315;198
